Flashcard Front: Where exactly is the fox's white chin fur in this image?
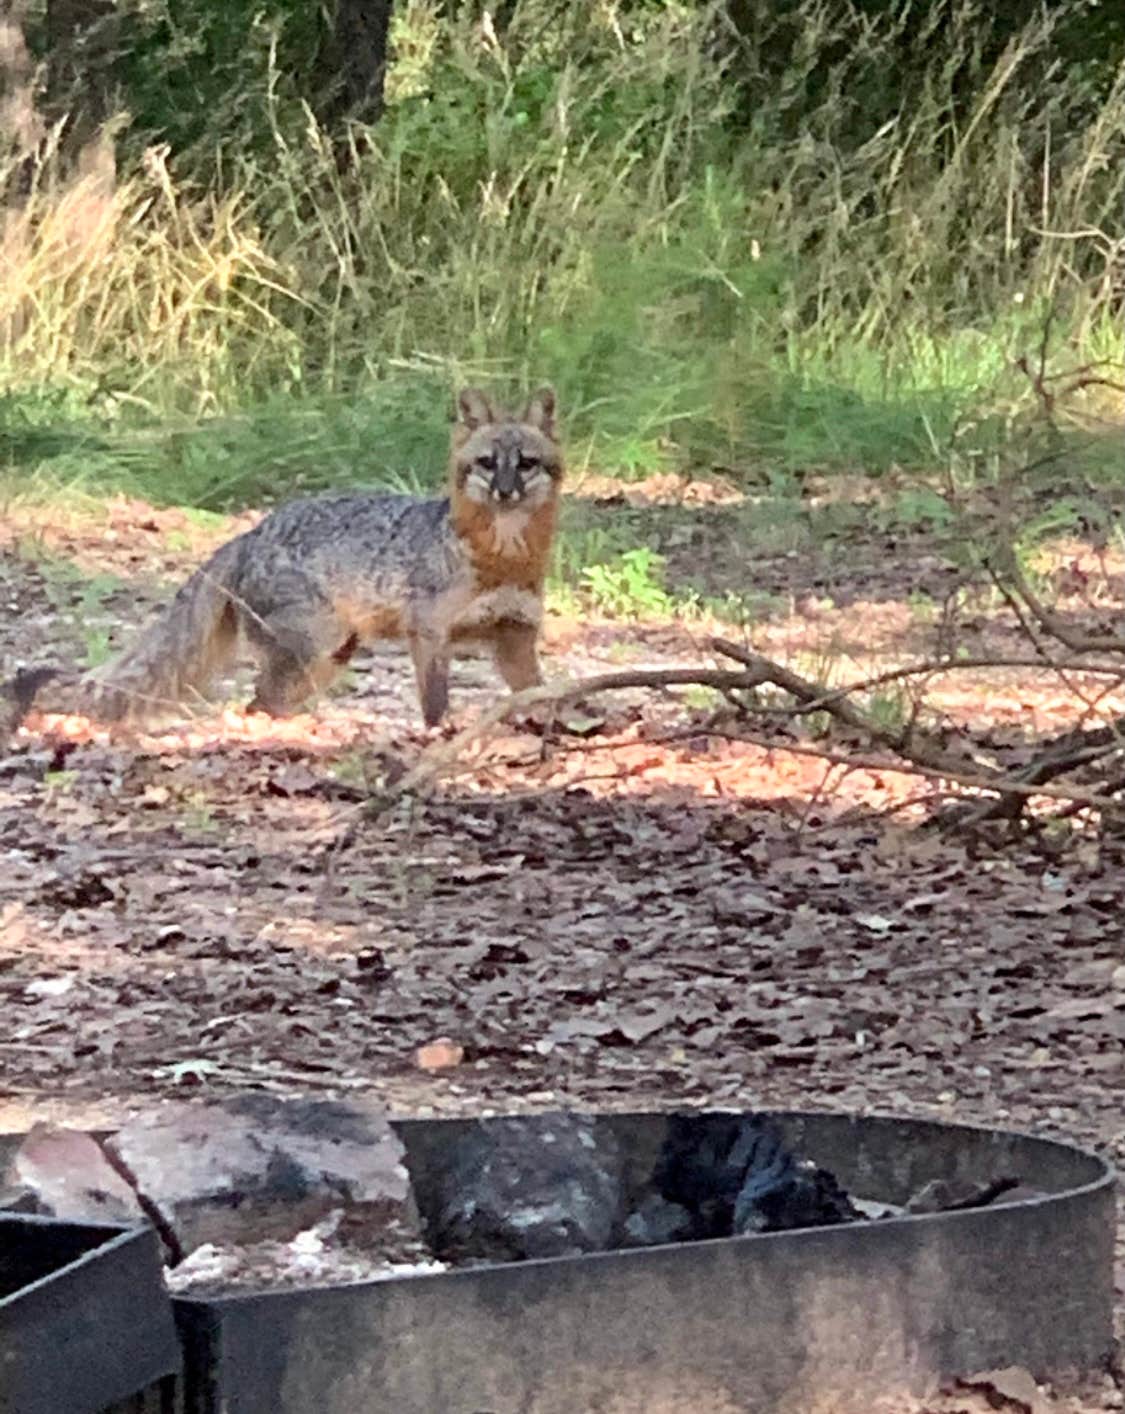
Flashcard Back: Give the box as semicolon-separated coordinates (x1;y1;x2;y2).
489;508;531;556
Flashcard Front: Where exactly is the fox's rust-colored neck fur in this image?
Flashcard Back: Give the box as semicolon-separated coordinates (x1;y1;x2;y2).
449;487;559;592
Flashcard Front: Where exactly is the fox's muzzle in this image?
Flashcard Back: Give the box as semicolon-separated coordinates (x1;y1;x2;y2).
490;464;524;502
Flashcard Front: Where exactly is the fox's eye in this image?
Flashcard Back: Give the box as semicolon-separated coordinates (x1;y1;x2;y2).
516;453;538;472
476;454;496;472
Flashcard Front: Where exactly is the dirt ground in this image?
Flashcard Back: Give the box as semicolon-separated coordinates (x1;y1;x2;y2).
0;488;1122;1412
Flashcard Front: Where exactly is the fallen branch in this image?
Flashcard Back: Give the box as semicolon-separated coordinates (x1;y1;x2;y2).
715;653;1125;717
368;648;989;810
320;663;778;865
376;663;772;804
319;640;1125;850
542;724;1125;815
998;553;1125;657
712;639;1125;826
706;637;978;778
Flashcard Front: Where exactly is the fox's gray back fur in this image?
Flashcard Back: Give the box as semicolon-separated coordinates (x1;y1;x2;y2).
87;492;466;722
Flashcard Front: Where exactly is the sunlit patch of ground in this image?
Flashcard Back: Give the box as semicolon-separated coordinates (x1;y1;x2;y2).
6;480;1125;831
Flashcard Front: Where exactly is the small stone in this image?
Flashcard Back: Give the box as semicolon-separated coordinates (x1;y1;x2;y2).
850;1197;904;1220
10;1124;145;1225
620;1194;695;1248
23;975;75;998
958;1365;1050;1414
107;1094;418;1255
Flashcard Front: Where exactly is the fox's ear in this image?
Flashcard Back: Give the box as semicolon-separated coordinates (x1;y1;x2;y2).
457;388;495;430
522;386;556;435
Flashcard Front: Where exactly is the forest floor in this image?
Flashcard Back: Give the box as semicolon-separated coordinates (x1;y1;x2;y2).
0;479;1122;1412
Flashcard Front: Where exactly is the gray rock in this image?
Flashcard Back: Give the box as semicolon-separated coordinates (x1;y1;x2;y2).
107;1094;418;1256
430;1115;625;1263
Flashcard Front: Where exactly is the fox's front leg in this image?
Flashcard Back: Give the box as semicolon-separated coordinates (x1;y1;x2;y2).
408;630;451;727
491;620;542;693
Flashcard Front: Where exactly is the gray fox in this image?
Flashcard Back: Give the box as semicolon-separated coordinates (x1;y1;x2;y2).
3;387;563;732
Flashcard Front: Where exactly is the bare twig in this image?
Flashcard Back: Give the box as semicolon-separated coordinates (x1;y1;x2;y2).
996;552;1125;656
711;639;1125;710
648;727;1125;814
706;637;992;778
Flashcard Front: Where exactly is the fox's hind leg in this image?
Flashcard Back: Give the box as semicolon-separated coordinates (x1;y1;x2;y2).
248;651;343;716
243;594;352;716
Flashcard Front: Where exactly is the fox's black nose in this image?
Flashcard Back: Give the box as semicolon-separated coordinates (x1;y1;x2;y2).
493;484;520;502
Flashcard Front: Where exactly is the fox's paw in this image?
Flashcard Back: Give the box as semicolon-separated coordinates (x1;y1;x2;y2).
2;665;62;718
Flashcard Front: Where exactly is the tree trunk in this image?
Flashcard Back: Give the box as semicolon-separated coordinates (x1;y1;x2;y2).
0;0;43;157
45;0;117;188
314;0;394;128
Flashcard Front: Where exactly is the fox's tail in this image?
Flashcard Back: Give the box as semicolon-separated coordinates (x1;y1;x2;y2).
2;537;247;737
86;537;245;722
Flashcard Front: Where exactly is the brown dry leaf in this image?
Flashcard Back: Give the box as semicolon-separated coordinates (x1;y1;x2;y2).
267;763;322;797
0;903;28;947
955;1366;1051;1414
414;1039;465;1072
557;709;608;737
